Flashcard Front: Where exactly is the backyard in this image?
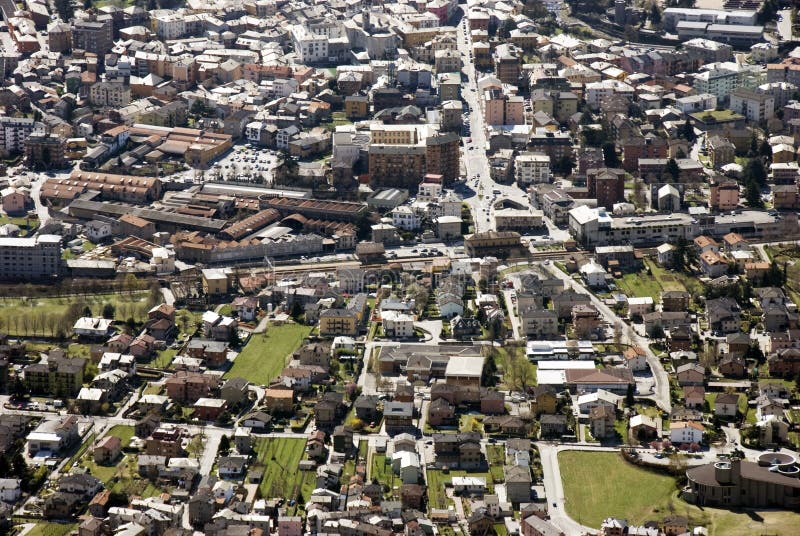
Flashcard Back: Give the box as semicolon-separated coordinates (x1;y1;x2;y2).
24;523;77;536
253;437;315;503
224;323;312;385
426;469;492;510
558;451;800;534
615;259;703;300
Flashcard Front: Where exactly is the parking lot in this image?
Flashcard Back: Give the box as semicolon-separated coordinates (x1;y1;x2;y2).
211;144;282;184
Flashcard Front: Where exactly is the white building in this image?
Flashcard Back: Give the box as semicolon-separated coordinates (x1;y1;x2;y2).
729;89;774;122
669;421;704;445
0;478;20;502
150;247;176;274
391;205;420;231
73;317;114;338
292;25;330;64
0;117;36;154
514;153;551;185
381;310;415;339
584;80;634;109
692;67;739;101
579;262;606;288
85;220;113;243
674;93;717;114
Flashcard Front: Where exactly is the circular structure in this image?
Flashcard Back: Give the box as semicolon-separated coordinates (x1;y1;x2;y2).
777;465;800;476
757;452;796;467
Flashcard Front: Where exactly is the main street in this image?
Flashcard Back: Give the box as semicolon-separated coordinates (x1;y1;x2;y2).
456;16;534;234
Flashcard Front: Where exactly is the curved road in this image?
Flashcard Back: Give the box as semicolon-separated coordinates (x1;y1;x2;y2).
543;263;672;412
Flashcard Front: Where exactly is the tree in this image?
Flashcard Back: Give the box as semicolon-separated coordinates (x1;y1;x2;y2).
219;434;231;455
665;158;680;181
625;383;635;407
744;178;762;207
613;322;623;351
289;300;303;320
102;303;115;319
680;119;696;142
228;328;241;348
743;158;767;187
650;3;662;25
759;139;772;158
602;142;620;167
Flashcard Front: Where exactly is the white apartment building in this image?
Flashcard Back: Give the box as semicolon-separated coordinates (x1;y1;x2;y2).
515;153;551;185
692;67;739;101
292;25;330;64
729;89;774;122
0;117;35;154
584;80;634;109
418;181;443;201
381;310;415;338
391;206;420;230
152;12;186;40
674;93;717;114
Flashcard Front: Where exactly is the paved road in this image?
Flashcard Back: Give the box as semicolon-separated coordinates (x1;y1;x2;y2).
543;264;672;412
455;17;534;234
28;175;51;226
537;443;599;534
160;287;176;306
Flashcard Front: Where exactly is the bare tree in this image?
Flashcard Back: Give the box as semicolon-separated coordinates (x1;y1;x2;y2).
21;314;31;337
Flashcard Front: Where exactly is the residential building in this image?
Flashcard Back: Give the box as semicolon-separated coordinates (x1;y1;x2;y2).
729;89;774;122
515;153;551;185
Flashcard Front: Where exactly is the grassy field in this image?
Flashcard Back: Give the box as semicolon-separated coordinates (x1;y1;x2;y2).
225;323;312;385
254;437;315;502
615;259;699;298
704;393;747;415
75;426;136;484
0;291;156;337
559;451;682;528
151;348;177;369
107;425;135;447
370;454;397;494
558;451;800;534
109;455;163;498
24;523;77;536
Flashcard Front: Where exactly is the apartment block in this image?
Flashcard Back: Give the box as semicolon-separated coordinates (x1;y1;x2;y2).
0;235;62;280
514;153;551;185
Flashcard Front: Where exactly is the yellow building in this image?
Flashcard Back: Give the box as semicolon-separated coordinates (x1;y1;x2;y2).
202;268;229;296
319;309;358;337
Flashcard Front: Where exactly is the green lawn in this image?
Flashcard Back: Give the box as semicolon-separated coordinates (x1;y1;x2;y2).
704;393;747;415
558;451;800;533
426;469;492;509
370;454;397;493
254;437;315;502
0;291;156;337
558;451;683;528
25;523;77;536
225;323;312;385
151;348;177;369
107;425;134;447
616;259;697;298
486;444;505;482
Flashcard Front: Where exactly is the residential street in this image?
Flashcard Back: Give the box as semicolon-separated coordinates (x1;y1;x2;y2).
543;264;672;412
